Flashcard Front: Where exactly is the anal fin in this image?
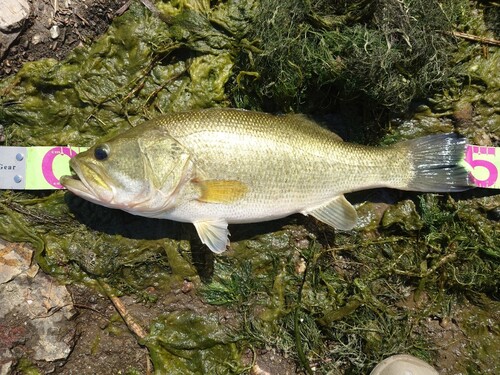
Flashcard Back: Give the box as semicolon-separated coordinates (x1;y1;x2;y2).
193;219;230;253
303;195;358;230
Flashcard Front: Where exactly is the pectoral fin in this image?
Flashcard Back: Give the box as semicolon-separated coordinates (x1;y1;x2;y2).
196;179;248;204
193;219;230;253
303;195;358;230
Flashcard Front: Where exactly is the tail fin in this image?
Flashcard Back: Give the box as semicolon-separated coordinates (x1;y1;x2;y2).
401;134;470;192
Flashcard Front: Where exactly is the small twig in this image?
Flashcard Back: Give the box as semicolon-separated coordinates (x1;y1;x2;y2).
449;31;500;47
98;280;148;340
294;248;314;375
53;0;58;17
139;0;159;16
146;352;152;375
74;12;90;27
116;0;132;16
31;304;72;320
144;64;189;107
110;294;148;339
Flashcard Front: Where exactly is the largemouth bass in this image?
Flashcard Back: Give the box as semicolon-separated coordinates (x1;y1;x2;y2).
60;108;469;253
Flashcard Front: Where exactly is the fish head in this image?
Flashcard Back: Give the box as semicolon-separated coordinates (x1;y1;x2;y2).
60;126;192;216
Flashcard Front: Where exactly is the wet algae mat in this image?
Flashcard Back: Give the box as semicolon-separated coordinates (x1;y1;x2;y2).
0;0;499;374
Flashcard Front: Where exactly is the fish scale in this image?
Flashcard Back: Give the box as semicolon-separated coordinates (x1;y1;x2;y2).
156;109;398;198
61;108;469;253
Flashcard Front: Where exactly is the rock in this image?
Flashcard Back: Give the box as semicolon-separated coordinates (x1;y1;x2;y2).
0;349;13;375
0;0;31;59
0;0;30;32
355;201;391;231
31;33;42;45
0;239;77;369
0;240;32;283
50;24;60;39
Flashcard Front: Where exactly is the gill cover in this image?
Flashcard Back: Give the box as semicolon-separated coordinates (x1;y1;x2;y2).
137;129;192;194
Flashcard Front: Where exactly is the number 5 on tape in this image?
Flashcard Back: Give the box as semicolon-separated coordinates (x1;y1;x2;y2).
463;145;499;189
0;146;88;190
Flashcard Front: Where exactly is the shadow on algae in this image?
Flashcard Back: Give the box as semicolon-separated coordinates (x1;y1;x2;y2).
0;0;499;374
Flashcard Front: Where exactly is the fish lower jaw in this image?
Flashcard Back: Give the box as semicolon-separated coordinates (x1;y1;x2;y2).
61;177;115;206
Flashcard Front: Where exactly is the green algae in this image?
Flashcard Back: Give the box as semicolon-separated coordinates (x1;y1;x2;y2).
233;0;473;113
0;192;197;289
16;358;42;375
381;200;424;232
199;193;498;373
144;311;243;375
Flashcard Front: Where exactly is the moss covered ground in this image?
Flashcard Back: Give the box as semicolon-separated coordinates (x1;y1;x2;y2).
0;0;498;373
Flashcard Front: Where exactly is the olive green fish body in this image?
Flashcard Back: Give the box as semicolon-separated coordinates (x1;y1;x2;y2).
61;108;469;253
157;110;402;221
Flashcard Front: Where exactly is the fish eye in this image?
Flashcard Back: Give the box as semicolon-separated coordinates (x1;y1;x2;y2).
94;144;110;161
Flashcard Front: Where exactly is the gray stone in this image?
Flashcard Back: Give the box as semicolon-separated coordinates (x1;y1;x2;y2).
0;240;32;284
0;240;77;367
0;0;30;59
0;0;30;32
0;349;13;375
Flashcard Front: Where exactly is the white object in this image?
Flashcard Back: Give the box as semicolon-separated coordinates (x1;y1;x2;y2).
370;354;439;375
49;24;59;39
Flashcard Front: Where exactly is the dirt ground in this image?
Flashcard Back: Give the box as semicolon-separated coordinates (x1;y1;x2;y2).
0;0;130;77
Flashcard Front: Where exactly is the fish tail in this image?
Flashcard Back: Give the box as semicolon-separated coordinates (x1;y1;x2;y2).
399;133;470;192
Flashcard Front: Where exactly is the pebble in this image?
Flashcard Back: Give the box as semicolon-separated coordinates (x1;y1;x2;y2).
181;279;194;293
295;257;307;274
31;33;42;45
50;24;60;39
439;316;452;329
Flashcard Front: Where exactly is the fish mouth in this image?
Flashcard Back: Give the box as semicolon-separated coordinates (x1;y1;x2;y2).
60;159;114;205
